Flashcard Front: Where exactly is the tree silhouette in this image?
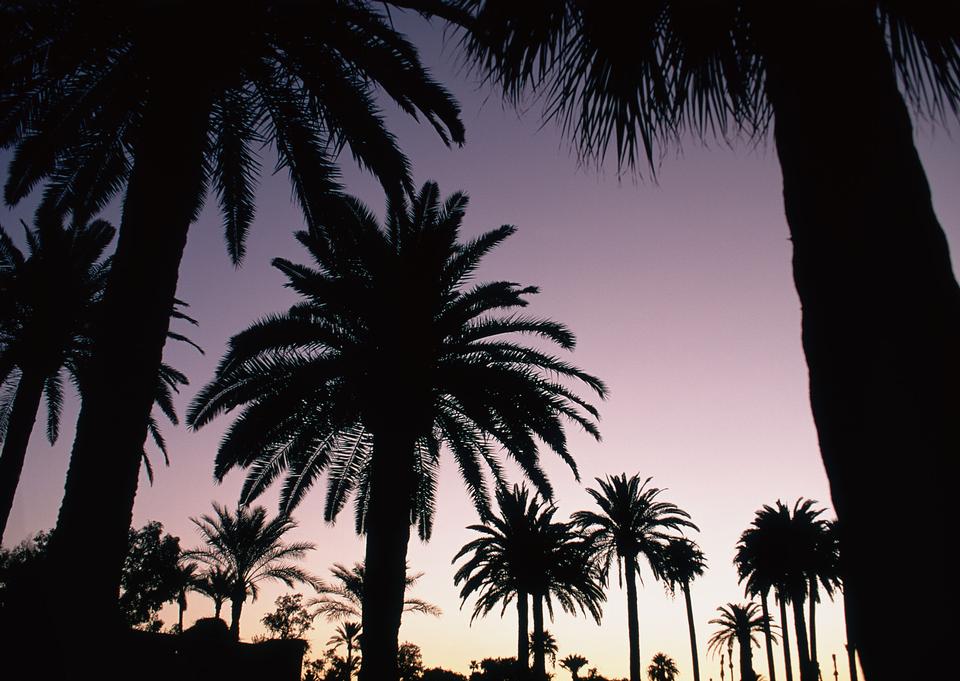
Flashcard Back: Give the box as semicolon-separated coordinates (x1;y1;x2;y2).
561;654;589;681
572;474;696;681
451;7;959;678
709;603;776;681
530;630;558;669
189;182;605;679
192;564;234;620
185;503;320;640
646;653;679;681
310;562;441;621
0;3;465;647
261;593;314;640
328;621;363;680
661;537;707;681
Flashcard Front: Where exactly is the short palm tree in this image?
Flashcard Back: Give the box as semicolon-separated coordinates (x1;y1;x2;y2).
572;474;697;681
530;629;558;669
647;653;679;681
0;1;465;634
709;603;776;681
452;7;959;679
328;620;363;680
561;654;588;681
310;562;441;621
188;183;606;679
661;538;707;681
185;503;320;640
192;564;234;620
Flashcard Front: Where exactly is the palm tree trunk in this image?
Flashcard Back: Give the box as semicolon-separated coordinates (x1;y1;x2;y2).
230;586;246;641
756;5;955;680
778;592;794;681
791;597;811;681
359;432;416;681
738;634;755;681
624;555;641;681
531;593;546;680
760;593;777;681
727;641;734;681
807;579;818;679
682;582;701;681
44;77;210;651
517;589;530;673
842;589;858;681
0;370;44;544
214;597;224;620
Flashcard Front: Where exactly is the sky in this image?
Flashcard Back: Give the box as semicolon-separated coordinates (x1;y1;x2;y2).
3;12;959;681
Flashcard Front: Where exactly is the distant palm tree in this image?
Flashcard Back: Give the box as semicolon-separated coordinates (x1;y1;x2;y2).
530;629;558;669
661;537;707;681
310;562;441;621
185;503;320;640
189;182;605;679
572;474;697;681
709;603;776;681
0;2;466;636
171;560;199;633
826;521;857;681
807;515;840;681
736;516;786;681
647;653;679;681
328;621;363;680
453;8;959;678
561;654;589;681
192;564;234;620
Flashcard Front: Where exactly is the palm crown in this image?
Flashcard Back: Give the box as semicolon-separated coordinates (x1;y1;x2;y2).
310;561;441;621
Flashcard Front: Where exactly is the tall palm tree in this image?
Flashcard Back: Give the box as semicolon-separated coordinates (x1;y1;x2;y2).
826;521;856;681
802;507;840;681
310;562;441;621
188;183;606;680
572;474;697;681
661;537;707;681
455;484;605;681
647;653;679;681
328;620;363;680
736;519;786;681
708;603;776;681
561;654;588;681
452;7;959;679
0;0;465;635
185;503;320;640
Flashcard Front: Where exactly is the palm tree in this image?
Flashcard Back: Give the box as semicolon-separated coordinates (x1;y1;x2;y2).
171;560;199;633
827;521;856;681
709;603;776;681
188;183;606;680
310;562;441;621
185;503;320;640
192;564;234;620
452;7;958;679
561;654;589;681
328;621;363;680
736;522;785;681
661;538;707;681
455;484;605;681
530;630;558;670
572;474;697;681
647;653;679;681
0;1;466;633
803;508;840;681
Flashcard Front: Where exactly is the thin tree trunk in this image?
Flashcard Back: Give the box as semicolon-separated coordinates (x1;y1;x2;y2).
517;589;530;673
682;582;701;681
624;555;641;681
230;592;245;641
531;593;546;680
760;593;776;681
727;641;734;681
0;370;44;544
843;590;858;681
778;593;794;681
808;579;818;680
178;598;185;633
756;5;956;680
792;598;811;681
214;598;224;620
359;433;415;681
44;76;209;660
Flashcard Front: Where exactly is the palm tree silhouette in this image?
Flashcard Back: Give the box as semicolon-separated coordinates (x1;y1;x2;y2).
530;629;558;669
561;654;589;681
188;182;605;679
827;521;857;681
709;603;777;681
736;517;787;681
0;1;466;633
451;8;958;678
647;653;679;681
572;474;697;681
455;484;604;680
192;563;234;621
661;537;707;681
185;503;320;640
310;562;441;621
328;620;363;680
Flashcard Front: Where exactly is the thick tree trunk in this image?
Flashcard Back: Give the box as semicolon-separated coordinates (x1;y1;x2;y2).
808;579;818;679
0;370;44;544
41;78;209;673
359;433;415;681
738;634;756;681
214;598;224;620
624;555;641;681
682;582;701;681
778;593;794;681
760;592;777;681
531;593;546;680
517;589;530;672
792;598;811;681
230;592;244;641
756;5;957;681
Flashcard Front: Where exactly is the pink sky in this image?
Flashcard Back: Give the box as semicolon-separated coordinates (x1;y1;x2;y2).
3;13;958;681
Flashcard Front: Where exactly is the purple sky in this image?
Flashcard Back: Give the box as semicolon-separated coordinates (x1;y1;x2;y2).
3;13;958;680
